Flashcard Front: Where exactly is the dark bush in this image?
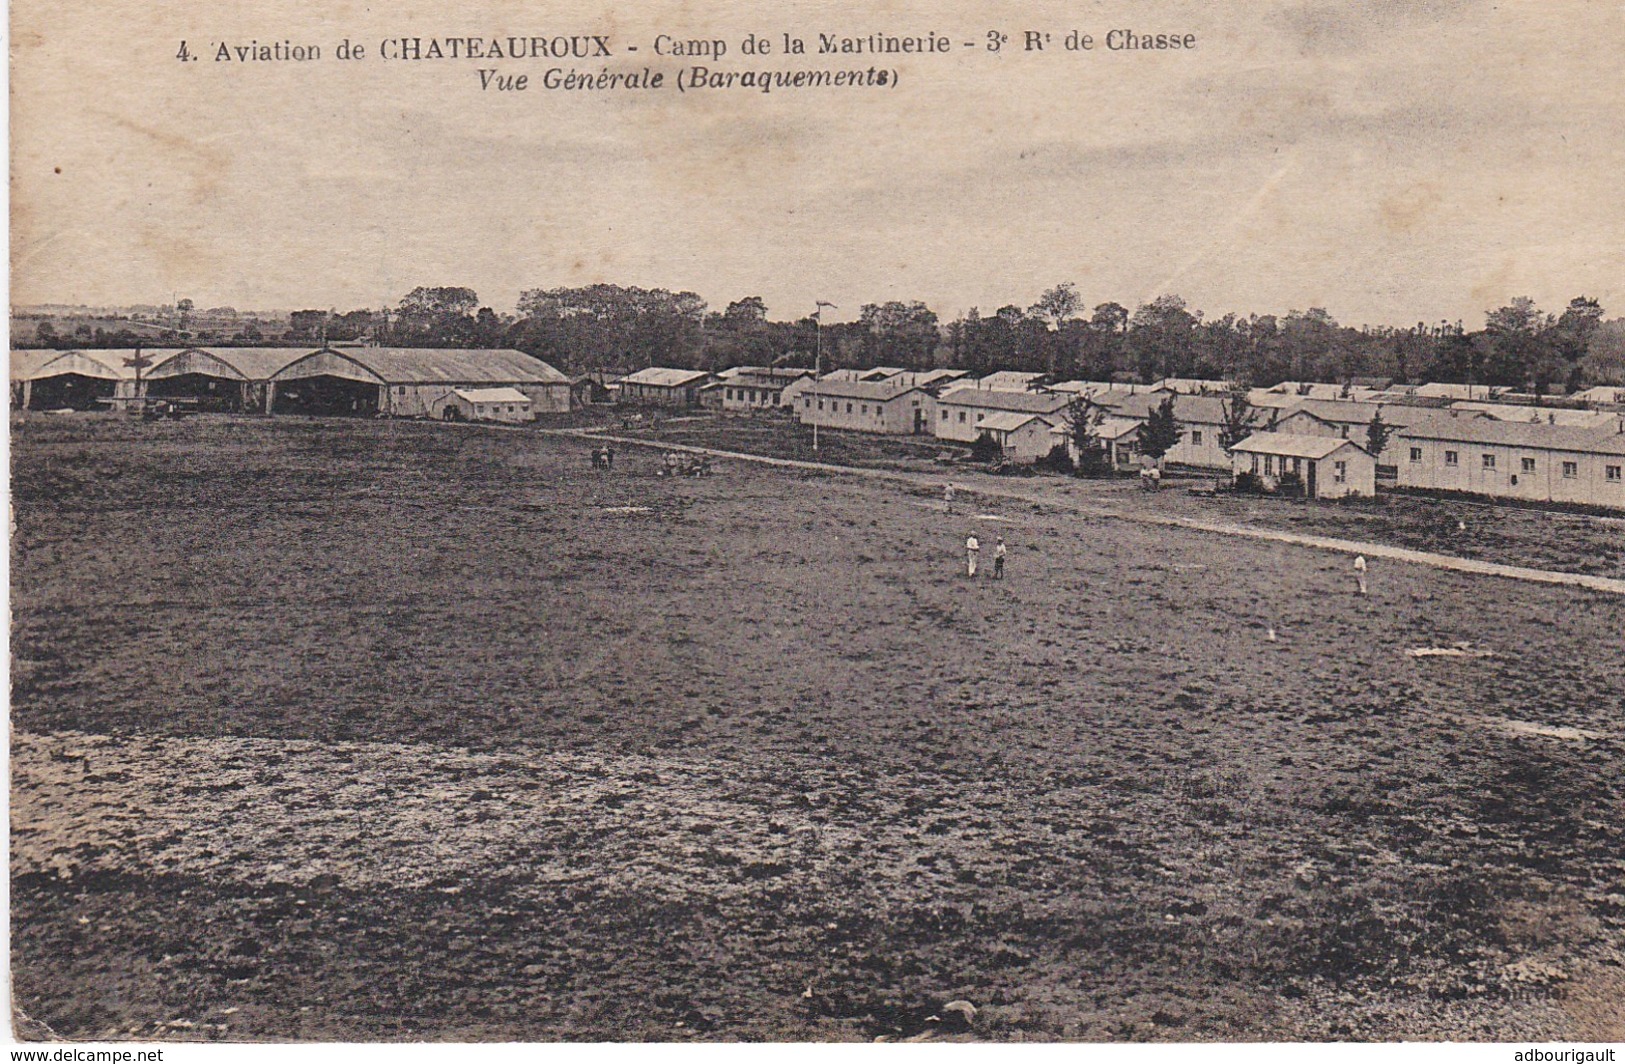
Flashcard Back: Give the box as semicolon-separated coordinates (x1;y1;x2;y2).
1074;446;1114;478
1036;442;1074;473
969;432;1003;464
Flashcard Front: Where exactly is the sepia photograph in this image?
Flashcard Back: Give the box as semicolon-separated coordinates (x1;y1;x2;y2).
7;0;1625;1051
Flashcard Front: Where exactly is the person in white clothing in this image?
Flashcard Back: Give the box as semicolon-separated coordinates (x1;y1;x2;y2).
965;533;980;577
1354;554;1368;595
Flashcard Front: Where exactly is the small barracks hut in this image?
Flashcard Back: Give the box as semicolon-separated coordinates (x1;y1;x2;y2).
975;412;1057;462
1231;432;1377;499
437;387;535;423
613;367;717;407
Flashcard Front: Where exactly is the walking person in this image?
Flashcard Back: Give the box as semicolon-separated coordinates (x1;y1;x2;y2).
944;482;957;515
605;444;614;470
1353;554;1368;596
965;532;980;578
993;536;1006;580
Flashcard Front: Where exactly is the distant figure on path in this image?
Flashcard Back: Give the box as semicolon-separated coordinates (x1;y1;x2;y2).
944;482;957;515
1354;554;1368;596
965;533;980;578
993;536;1006;580
605;444;615;470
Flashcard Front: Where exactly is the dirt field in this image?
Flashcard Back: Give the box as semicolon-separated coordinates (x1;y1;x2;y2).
614;413;1625;580
10;414;1625;1042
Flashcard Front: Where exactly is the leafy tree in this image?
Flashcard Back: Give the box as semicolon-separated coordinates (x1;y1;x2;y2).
1365;410;1394;458
395;286;481;346
473;307;507;348
858;300;940;369
1551;297;1604;390
1063;396;1112;476
1484;297;1554;389
1279;307;1340;381
1091;302;1129;335
1030;282;1082;328
289;310;328;340
1129;295;1199;382
722;296;769;329
1082;303;1127;381
703;296;779;369
1201;313;1249;384
1218;391;1260;455
1027;285;1084;378
1139;395;1185;461
515;284;707;371
331;309;382;342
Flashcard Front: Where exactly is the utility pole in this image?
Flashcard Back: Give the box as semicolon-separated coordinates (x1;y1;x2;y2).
813;301;836;452
123;345;154;403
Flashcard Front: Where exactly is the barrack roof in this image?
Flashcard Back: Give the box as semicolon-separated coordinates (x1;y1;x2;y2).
802;379;927;401
1398;414;1625;455
1232;432;1371;460
453;387;531;403
613;366;711;388
938;386;1072;414
978;411;1048;432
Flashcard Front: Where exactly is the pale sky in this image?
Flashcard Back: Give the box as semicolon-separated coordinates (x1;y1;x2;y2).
10;0;1624;327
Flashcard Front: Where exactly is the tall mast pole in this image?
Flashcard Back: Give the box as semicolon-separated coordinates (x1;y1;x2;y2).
813;301;836;453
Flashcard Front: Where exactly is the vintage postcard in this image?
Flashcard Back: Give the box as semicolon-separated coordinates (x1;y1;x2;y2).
8;0;1624;1050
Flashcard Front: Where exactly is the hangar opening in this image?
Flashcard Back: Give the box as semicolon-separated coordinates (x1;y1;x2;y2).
145;373;250;412
272;375;381;416
22;372;116;410
267;347;571;419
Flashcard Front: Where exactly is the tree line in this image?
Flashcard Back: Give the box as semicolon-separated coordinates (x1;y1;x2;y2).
353;283;1621;392
32;283;1623;391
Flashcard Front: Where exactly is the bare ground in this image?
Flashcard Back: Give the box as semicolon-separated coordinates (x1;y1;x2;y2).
10;415;1625;1042
610;413;1625;581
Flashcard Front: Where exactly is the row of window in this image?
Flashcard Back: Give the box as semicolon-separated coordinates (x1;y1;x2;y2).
724;387;776;403
809;398;886;417
802;396;925;416
1413;446;1621;480
1249;454;1348;483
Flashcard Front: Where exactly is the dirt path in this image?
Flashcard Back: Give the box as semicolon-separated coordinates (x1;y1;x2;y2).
560;429;1625;597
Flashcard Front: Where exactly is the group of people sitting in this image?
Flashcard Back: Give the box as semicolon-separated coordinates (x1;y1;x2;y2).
589;444;712;476
660;451;712;477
